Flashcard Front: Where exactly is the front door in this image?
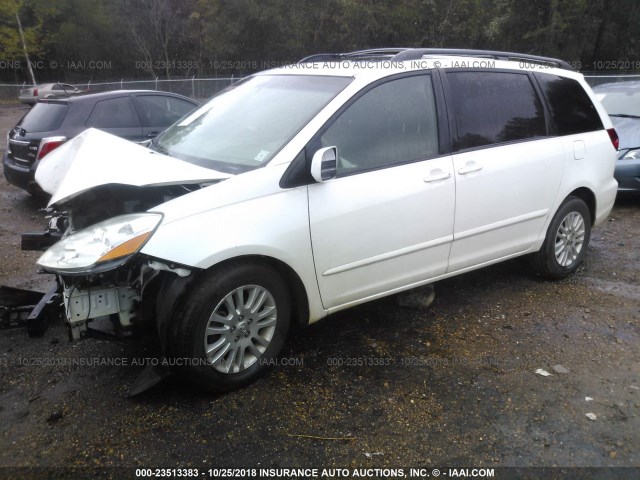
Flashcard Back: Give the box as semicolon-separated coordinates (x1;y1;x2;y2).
307;73;455;309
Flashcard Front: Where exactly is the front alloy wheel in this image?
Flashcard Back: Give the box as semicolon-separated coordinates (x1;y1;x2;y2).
172;262;291;392
205;285;277;374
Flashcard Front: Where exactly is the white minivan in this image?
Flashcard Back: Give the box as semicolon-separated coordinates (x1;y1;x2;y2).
34;49;619;391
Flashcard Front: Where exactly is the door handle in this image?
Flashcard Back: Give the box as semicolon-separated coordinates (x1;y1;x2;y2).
424;171;452;182
457;163;483;175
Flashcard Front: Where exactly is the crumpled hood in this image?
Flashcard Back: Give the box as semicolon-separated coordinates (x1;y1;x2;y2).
36;128;230;207
610;116;640;151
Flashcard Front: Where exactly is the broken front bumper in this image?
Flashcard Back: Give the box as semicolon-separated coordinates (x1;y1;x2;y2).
63;285;139;340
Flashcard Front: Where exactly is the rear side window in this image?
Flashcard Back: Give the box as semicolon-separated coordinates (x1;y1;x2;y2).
447;72;546;150
134;95;195;127
86;97;140;128
19;103;68;132
535;73;604;135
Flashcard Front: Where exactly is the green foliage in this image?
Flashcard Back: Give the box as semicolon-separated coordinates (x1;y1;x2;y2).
1;0;639;83
0;0;45;61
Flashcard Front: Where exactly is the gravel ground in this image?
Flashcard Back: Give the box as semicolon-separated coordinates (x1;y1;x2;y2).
0;105;638;477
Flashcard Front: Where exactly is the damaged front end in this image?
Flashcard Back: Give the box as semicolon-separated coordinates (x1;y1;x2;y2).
35;212;184;340
54;256;193;343
1;129;227;345
38;243;197;395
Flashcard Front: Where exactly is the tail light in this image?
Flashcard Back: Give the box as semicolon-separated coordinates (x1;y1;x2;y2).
33;88;38;96
607;128;619;150
36;136;67;161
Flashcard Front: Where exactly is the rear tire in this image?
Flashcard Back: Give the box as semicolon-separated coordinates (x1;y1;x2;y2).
171;261;291;392
529;196;591;279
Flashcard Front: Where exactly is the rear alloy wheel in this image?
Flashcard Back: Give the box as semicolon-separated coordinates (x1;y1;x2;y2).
530;196;591;279
554;211;586;267
172;262;291;392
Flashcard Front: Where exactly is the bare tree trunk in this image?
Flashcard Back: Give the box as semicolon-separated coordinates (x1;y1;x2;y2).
15;12;36;86
438;0;455;47
163;22;170;80
591;0;612;61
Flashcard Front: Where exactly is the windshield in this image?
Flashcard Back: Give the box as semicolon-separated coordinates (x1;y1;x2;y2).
153;75;352;174
595;87;640;117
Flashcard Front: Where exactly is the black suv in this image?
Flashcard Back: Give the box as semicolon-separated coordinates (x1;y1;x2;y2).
3;90;198;194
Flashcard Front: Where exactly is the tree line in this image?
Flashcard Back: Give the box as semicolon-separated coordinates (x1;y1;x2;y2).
0;0;638;84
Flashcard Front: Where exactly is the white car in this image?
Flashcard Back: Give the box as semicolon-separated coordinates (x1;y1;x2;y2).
19;83;83;104
34;49;618;392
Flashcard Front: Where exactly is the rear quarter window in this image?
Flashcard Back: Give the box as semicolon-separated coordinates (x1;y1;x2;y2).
19;103;69;132
86;97;141;128
534;73;604;135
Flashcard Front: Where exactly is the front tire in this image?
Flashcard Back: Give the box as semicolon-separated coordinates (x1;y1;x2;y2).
171;261;291;392
530;196;591;279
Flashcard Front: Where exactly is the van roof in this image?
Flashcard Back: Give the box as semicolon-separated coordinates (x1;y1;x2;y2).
299;48;576;70
264;48;582;83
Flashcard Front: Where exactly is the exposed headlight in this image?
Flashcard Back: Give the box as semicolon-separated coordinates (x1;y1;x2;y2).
621;148;640;161
37;213;162;273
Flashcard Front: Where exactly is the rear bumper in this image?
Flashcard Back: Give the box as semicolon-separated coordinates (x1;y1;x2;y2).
595;177;618;227
18;95;36;105
2;151;43;194
614;159;640;192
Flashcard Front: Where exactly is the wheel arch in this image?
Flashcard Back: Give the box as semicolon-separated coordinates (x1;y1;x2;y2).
158;254;311;345
567;187;596;225
529;192;593;279
209;255;311;330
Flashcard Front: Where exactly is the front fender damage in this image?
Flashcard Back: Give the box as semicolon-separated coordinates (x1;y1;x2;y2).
5;128;230;394
57;259;194;341
126;271;197;397
8;259;200;395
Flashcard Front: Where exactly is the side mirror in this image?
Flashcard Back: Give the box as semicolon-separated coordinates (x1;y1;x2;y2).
310;146;337;183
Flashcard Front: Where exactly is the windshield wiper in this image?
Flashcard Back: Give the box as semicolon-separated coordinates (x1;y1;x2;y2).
609;113;640;119
151;144;169;155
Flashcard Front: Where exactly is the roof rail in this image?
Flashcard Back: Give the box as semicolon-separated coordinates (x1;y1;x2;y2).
298;48;409;64
299;47;575;71
391;48;575;70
